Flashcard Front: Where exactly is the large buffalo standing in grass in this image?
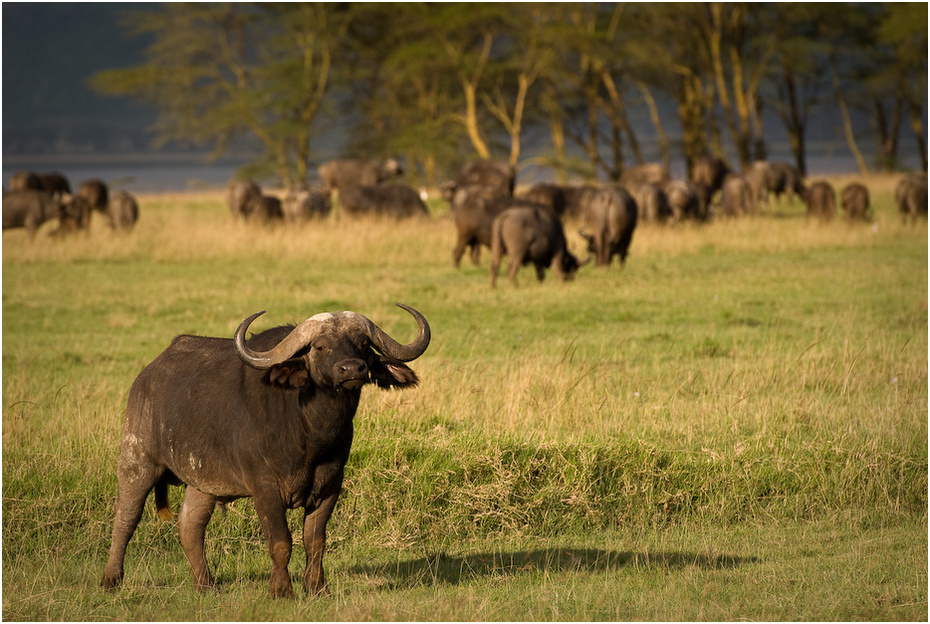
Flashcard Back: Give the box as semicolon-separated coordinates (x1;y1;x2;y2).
101;304;430;598
449;184;514;267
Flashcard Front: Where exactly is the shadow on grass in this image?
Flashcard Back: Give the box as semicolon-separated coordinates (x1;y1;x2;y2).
347;547;760;589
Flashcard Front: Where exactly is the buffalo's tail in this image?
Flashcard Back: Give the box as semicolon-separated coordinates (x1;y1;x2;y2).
154;478;174;522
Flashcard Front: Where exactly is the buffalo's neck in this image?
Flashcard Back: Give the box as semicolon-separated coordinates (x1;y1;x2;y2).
298;385;360;453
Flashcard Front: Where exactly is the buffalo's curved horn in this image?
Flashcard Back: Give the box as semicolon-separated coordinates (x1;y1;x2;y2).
348;303;430;362
234;310;330;370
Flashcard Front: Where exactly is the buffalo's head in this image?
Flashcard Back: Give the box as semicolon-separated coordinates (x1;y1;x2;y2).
234;303;430;391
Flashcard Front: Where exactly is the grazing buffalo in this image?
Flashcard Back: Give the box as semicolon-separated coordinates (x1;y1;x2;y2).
2;189;65;239
764;161;806;203
449;184;515;267
690;155;730;199
634;183;671;223
55;195;93;234
805;180;837;222
36;172;72;198
620;163;670;191
718;174;757;217
664;180;701;223
840;183;871;222
339;183;429;220
318;158;404;194
579;186;638;267
107;190;139;230
283;187;331;222
895;174;928;224
78;179;109;214
517;183;567;217
490;205;581;287
227;179;263;219
101;303;430;598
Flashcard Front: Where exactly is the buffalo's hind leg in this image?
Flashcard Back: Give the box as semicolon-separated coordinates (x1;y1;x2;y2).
101;458;165;589
177;486;217;591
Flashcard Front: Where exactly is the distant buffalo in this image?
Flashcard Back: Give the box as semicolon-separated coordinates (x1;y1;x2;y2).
620;163;670;191
78;179;109;214
318;158;403;194
339;183;429;220
805;181;836;222
718;174;757;218
2;189;65;239
634;183;671;223
283;187;331;222
442;160;515;201
664;180;705;223
490;204;580;287
108;190;139;231
9;171;71;199
840;183;871;222
227;179;262;219
895;173;928;225
690;155;730;200
448;184;514;267
579;186;637;267
245;195;284;222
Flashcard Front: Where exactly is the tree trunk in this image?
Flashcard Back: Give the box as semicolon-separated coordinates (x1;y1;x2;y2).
637;82;671;172
831;62;868;175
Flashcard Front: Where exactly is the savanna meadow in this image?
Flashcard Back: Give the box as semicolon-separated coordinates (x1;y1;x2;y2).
2;174;927;621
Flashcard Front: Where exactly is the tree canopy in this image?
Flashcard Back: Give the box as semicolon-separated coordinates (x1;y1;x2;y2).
91;2;928;187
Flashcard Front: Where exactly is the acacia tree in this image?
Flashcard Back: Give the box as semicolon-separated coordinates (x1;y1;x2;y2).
90;3;345;187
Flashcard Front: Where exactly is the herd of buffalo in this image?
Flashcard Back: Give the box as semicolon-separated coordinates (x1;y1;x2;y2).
2;172;139;238
229;156;928;286
4;157;928;287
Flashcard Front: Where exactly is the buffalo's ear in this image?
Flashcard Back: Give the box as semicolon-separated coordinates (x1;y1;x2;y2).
266;361;309;388
371;356;419;389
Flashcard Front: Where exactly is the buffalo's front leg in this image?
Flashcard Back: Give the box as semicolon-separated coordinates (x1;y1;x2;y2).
302;491;340;596
177;486;216;591
255;496;295;599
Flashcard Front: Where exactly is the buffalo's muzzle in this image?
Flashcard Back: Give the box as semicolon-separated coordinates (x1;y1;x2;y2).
334;359;369;389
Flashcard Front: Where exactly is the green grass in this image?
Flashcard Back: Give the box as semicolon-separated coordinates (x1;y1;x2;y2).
3;176;927;620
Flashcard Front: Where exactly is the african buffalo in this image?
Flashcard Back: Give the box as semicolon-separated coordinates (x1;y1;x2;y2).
107;190;139;230
578;186;638;267
805;180;837;222
895;174;928;224
78;179;109;213
665;179;707;223
283;187;331;222
490;205;581;287
449;184;516;267
245;195;284;222
690;155;730;200
448;160;515;197
101;303;430;598
318;158;404;194
517;183;567;217
9;171;40;191
2;189;65;239
558;185;599;221
718;174;757;217
840;182;871;222
764;161;806;203
620;163;670;191
37;172;72;198
339;183;428;219
634;183;671;223
227;179;262;219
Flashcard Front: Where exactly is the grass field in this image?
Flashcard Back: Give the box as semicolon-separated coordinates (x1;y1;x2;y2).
2;173;927;620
